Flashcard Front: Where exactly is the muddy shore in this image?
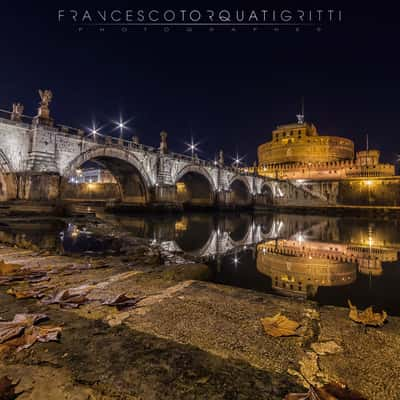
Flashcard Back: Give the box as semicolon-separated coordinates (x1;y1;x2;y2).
0;217;398;399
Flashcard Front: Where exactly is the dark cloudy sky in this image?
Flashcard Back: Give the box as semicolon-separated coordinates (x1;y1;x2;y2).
1;1;399;165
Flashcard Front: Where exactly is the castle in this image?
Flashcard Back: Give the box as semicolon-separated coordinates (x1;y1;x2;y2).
257;117;395;180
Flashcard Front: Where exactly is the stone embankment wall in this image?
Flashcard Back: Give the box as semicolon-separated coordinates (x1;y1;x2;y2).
60;182;121;201
338;178;400;207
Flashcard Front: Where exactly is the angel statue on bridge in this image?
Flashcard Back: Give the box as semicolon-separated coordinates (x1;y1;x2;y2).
35;89;54;126
38;89;53;107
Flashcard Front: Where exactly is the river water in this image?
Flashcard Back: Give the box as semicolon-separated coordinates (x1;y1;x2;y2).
1;212;399;315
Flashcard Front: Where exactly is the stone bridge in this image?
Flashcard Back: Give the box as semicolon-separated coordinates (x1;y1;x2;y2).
0;91;328;209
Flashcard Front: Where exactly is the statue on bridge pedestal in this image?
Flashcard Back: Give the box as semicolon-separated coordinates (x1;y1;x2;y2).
160;130;168;154
33;89;54;126
11;102;24;122
218;149;224;167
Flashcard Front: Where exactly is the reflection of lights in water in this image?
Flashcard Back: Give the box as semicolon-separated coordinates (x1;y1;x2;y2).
368;225;374;248
175;217;188;232
233;255;239;265
71;228;79;238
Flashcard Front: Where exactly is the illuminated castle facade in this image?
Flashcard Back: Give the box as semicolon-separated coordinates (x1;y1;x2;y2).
257;117;395;180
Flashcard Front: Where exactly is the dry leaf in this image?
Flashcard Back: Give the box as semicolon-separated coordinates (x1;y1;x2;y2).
102;293;142;310
42;285;94;308
0;325;25;344
284;381;367;400
0;314;47;344
348;300;387;327
6;287;47;299
16;325;62;351
0;260;22;275
261;313;300;337
0;313;60;353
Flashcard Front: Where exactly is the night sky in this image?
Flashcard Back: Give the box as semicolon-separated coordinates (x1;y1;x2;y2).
1;1;399;165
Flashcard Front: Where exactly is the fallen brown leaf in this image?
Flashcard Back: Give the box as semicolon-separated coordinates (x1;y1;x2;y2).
348;300;387;327
102;293;142;310
0;314;47;344
0;324;25;344
16;325;62;351
0;313;60;354
42;285;94;308
0;260;22;275
6;287;47;299
261;313;300;337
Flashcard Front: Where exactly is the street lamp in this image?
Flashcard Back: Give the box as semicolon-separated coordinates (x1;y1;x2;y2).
232;153;245;168
89;123;99;139
116;117;127;140
185;137;200;158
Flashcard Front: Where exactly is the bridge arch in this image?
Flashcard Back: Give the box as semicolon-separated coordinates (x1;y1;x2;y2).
174;165;216;207
260;182;274;205
0;150;16;201
63;146;152;203
229;176;252;206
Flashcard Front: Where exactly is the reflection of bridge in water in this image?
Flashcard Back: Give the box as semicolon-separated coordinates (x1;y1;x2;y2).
149;214;319;259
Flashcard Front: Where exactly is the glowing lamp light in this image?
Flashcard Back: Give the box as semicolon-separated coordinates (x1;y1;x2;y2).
185;137;200;157
365;180;373;186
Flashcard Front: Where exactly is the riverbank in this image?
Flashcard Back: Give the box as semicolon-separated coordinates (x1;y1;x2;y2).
0;225;398;399
2;200;400;219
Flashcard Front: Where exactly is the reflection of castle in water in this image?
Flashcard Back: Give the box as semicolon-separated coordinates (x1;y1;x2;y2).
257;230;400;297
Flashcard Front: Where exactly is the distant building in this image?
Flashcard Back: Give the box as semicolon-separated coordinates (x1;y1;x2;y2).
256;119;395;180
71;168;116;184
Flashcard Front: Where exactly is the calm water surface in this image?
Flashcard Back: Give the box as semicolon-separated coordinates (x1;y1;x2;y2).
1;212;399;315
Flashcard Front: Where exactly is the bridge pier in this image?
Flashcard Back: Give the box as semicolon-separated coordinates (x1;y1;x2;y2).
15;172;60;201
150;184;182;210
